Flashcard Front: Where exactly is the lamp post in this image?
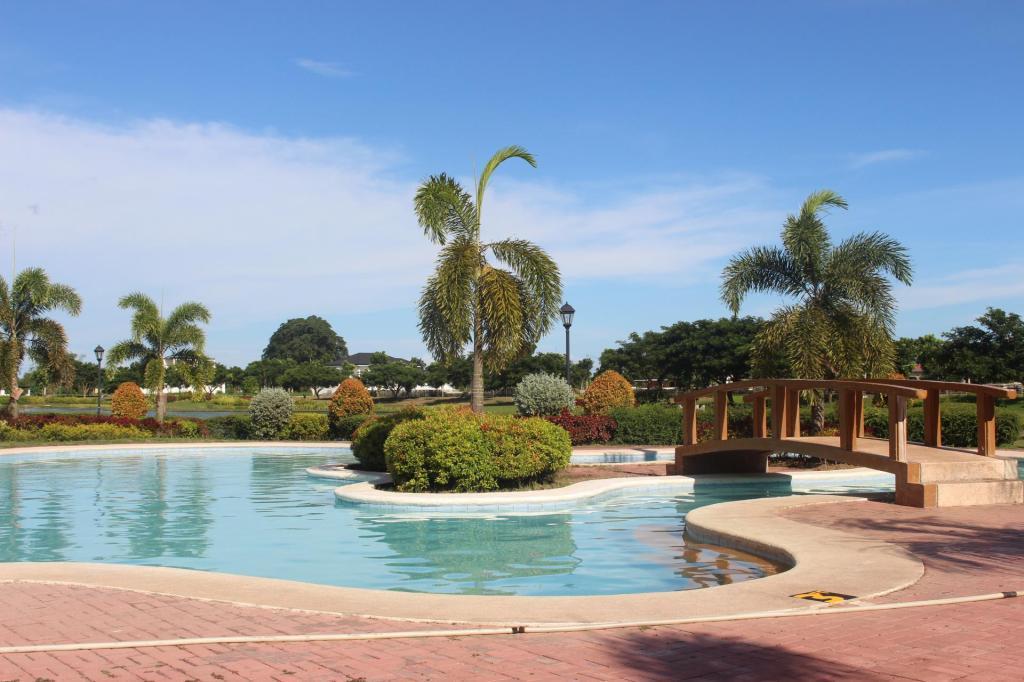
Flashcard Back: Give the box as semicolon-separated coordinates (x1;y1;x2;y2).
559;303;575;386
94;345;105;417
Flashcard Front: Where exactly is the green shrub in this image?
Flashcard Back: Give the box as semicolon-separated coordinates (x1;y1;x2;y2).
331;413;370;440
383;409;571;492
29;423;153;441
175;420;201;438
282;413;329;441
249;388;294;439
513;373;575;417
351;409;425;470
864;404;1020;447
203;414;252;439
609;404;682;445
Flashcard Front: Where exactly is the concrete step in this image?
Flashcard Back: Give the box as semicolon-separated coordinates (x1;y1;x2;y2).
932;479;1024;507
917;458;1019;483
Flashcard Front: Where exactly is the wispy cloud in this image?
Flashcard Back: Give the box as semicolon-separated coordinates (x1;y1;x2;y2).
848;148;924;169
898;263;1024;311
294;58;354;78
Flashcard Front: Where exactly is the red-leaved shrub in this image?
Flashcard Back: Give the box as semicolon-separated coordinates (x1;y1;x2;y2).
545;410;617;445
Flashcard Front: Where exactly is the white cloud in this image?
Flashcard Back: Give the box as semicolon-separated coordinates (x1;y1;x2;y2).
0;108;779;364
294;58;354;78
898;263;1024;311
848;148;924;169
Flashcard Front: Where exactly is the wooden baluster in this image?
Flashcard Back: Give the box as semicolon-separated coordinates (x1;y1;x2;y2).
713;391;728;441
752;394;767;438
682;397;697;446
771;384;788;438
838;389;856;450
854;391;865;438
786;389;801;438
888;393;908;461
923;388;941;448
977;394;996;457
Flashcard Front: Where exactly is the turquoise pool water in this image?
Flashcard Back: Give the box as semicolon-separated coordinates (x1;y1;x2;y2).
0;446;895;596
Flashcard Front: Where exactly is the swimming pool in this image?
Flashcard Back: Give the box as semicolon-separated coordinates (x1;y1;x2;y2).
0;445;895;596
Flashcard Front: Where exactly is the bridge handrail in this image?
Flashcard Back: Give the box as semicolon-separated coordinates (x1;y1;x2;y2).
865;378;1017;400
671;379;925;402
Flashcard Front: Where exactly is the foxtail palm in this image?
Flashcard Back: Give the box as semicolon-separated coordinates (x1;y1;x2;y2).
0;268;82;418
108;293;211;422
415;145;562;413
721;190;913;430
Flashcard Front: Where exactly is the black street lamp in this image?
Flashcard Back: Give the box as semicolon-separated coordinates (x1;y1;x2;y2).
94;345;105;417
559;303;575;386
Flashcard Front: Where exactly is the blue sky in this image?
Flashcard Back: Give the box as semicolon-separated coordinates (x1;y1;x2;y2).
1;1;1022;368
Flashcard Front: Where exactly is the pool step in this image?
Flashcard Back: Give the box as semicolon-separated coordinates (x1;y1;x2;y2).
931;479;1024;507
916;458;1019;484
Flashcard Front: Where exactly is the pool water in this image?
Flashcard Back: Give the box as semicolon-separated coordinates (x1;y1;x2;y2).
0;446;893;596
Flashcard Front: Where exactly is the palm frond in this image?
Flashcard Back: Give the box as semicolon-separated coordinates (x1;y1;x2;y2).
720;246;804;313
487;238;561;334
106;340;152;366
414;173;479;245
476;145;536;213
828;231;913;286
478;266;525;369
781;190;846;285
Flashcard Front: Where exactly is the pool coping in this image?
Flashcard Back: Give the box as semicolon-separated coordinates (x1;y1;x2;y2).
311;465;893;510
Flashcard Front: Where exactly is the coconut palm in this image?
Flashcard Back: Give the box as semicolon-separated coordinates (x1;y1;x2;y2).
414;145;562;413
720;190;913;430
108;293;211;422
0;268;82;417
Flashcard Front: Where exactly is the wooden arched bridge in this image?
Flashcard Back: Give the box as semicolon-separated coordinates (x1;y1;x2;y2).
671;379;1021;507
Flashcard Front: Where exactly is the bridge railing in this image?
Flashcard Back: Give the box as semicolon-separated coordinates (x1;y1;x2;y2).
673;378;1017;459
673;379;928;462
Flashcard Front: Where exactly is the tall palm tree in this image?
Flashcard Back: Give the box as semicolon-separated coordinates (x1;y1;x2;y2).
0;268;82;418
108;293;211;422
414;146;562;413
720;190;913;430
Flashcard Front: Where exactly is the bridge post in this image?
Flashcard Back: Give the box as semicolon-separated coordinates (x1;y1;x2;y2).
713;391;728;441
854;391;865;437
888;393;908;462
838;389;858;451
977;394;996;456
923;388;941;448
771;384;787;438
752;394;767;438
681;397;697;445
786;389;801;438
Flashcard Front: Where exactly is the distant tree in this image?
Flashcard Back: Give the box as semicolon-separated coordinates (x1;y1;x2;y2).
243;358;297;388
361;353;425;399
281;362;347;398
108;292;211;422
444;357;473;391
930;308;1024;383
0;268;82;417
424;362;449;392
262;316;347;365
721;190;912;431
894;334;945;377
414;145;562;412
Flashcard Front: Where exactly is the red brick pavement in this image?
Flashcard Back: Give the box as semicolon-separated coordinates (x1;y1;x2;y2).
1;500;1022;681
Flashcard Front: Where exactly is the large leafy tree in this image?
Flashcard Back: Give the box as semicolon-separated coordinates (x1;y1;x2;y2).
281;361;348;398
0;268;82;417
929;308;1024;383
721;190;913;429
108;293;211;422
262;315;348;365
414;145;562;412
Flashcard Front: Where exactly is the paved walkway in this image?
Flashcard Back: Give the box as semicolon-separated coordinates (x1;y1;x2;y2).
1;500;1022;681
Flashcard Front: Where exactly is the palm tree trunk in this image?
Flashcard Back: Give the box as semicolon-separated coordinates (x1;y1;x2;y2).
470;313;484;414
156;387;167;423
5;348;20;419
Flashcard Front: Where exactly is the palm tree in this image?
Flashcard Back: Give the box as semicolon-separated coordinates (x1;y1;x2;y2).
414;146;562;413
108;293;211;422
0;268;82;418
720;190;913;430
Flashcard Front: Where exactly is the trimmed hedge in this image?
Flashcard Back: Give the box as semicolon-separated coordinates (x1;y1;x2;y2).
204;414;252;439
110;382;148;419
331;413;371;440
2;413;207;438
384;409;571;492
351;409;425;471
609;404;682;445
0;421;153;442
864;404;1020;447
282;413;329;441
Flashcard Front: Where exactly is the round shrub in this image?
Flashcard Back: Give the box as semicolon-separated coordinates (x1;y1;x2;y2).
110;382;148;419
351;408;426;471
581;370;636;414
513;373;575;417
282;413;329;441
249;388;294;439
328;378;374;437
383;409;572;492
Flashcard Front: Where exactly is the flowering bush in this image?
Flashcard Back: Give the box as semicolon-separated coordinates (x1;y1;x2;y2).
110;382;149;419
328;378;374;438
581;370;635;414
545;410;617;445
513;373;575;417
249;388;294;439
